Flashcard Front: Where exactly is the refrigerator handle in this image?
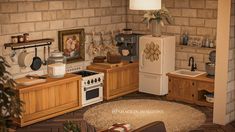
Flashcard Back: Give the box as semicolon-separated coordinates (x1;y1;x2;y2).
140;51;145;68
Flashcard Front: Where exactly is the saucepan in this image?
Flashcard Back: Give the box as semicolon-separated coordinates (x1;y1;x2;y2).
18;49;34;68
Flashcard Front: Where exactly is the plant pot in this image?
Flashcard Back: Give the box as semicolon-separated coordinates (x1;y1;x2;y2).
152;20;162;37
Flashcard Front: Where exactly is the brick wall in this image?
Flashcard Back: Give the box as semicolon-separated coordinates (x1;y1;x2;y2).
226;0;235;123
0;0;127;77
127;0;217;71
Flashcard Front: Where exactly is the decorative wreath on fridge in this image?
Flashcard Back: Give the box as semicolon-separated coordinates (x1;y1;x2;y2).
144;42;161;62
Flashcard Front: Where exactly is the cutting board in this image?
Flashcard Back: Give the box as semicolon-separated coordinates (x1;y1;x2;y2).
92;62;123;68
16;77;46;86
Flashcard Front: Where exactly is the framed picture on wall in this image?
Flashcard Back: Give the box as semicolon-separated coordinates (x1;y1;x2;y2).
58;28;85;63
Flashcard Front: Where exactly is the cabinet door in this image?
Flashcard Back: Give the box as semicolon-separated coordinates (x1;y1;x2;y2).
168;77;174;98
20;80;80;123
108;64;139;97
171;78;195;102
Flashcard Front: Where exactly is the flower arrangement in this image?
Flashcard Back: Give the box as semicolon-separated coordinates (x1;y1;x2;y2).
0;56;23;131
143;7;173;28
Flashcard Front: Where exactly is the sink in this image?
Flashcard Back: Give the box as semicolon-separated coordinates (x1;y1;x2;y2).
170;69;206;77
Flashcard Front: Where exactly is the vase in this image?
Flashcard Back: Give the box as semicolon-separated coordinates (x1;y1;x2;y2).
152;20;162;37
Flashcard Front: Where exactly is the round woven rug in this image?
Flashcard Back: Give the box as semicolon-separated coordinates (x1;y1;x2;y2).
84;99;206;132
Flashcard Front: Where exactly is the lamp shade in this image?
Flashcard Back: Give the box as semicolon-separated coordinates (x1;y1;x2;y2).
129;0;161;10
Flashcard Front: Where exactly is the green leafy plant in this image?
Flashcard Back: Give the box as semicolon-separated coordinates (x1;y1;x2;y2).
143;7;173;28
63;121;80;132
0;56;24;132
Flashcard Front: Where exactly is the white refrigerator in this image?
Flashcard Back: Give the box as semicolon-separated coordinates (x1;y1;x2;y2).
139;35;175;95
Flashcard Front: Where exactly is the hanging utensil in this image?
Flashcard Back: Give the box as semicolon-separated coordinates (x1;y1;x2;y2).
43;46;47;65
30;47;42;71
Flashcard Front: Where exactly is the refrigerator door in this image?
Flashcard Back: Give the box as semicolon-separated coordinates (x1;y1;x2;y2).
139;72;164;95
139;36;163;74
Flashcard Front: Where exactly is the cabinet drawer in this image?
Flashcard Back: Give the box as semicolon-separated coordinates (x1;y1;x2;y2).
197;82;214;92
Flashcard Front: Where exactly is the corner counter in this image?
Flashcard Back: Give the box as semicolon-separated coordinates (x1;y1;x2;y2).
15;74;82;127
166;73;214;107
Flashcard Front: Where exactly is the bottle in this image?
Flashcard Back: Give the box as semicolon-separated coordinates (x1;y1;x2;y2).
182;32;189;45
209;40;214;48
205;38;210;48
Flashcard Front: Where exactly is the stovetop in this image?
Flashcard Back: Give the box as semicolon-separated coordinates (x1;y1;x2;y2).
74;70;98;77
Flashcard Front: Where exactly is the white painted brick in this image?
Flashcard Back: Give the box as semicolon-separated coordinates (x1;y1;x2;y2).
71;10;83;18
42;11;57;21
89;17;101;25
206;0;218;9
205;19;217;28
83;9;95;17
34;1;49;11
197;10;214;18
77;0;89;8
175;0;189;8
10;13;26;23
190;18;205;26
101;16;111;24
101;0;111;7
190;0;205;8
49;1;63;10
18;2;34;12
19;22;34;33
35;22;50;31
64;19;77;28
50;20;63;30
0;3;18;13
27;12;42;22
112;0;122;6
77;18;89;27
56;10;71;19
182;9;197;17
63;0;76;9
2;24;19;35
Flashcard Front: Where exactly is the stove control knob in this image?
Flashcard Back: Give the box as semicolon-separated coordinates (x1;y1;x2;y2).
87;80;90;84
95;78;97;82
98;78;101;82
91;79;94;83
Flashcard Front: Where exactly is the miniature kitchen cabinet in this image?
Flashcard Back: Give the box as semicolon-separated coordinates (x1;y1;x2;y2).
167;73;214;107
15;74;81;127
87;61;139;100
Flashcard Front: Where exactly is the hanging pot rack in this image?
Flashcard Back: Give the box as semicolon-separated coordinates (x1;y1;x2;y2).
4;38;54;50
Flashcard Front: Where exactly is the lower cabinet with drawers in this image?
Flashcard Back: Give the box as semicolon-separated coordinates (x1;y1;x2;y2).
167;73;214;107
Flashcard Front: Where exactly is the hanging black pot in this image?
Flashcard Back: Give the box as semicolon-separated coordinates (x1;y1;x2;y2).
30;47;42;71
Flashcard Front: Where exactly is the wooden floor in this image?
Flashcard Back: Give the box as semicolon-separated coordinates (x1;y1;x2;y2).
16;92;235;132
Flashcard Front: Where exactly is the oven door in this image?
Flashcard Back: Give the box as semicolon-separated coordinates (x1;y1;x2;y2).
82;84;103;106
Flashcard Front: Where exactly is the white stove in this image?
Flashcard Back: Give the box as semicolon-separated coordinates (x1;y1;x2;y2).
66;66;104;107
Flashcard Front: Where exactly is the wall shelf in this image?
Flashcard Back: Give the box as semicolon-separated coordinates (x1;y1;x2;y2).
4;38;54;50
178;44;216;50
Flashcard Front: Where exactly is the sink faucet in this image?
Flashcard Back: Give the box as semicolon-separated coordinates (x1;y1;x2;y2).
188;57;197;71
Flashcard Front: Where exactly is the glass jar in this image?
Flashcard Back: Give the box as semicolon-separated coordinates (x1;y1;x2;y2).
47;51;66;78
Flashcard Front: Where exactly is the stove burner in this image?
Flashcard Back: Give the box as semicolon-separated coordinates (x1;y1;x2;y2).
74;70;98;77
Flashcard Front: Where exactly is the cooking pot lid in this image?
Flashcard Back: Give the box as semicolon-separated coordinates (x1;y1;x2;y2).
209;50;216;63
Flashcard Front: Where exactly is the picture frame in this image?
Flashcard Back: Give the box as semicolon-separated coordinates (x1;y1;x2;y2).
58;28;85;63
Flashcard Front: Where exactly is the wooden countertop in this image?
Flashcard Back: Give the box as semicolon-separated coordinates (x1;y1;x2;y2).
16;73;81;91
166;73;214;83
87;61;139;71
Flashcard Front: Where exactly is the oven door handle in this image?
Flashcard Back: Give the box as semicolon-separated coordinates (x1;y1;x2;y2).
84;83;103;91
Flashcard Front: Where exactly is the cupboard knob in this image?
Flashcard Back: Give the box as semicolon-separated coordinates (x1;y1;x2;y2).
192;82;195;86
192;94;194;97
169;90;171;93
169;79;171;82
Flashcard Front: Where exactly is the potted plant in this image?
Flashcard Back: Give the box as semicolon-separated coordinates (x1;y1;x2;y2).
0;56;23;132
63;121;80;132
143;7;173;37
